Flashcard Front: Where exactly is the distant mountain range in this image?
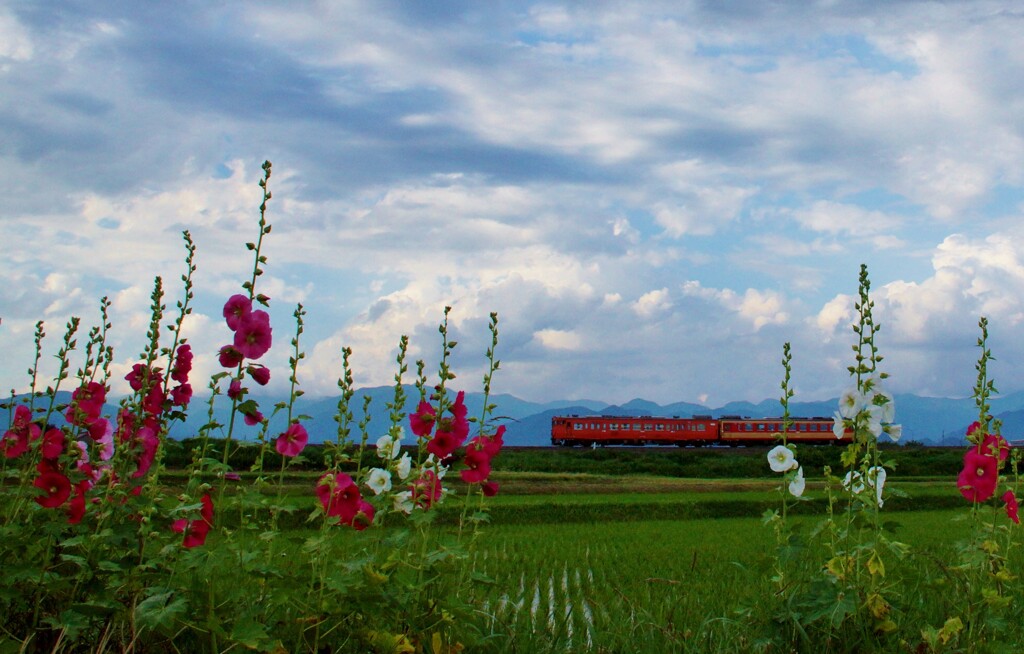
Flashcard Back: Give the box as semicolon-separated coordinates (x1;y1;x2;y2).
7;387;1024;447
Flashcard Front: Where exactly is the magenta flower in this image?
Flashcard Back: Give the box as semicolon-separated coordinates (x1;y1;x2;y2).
131;425;160;478
66;381;107;427
67;480;90;524
41;428;65;460
409;401;436;438
171;344;193;383
958;448;999;502
411;470;442;509
427;429;462;459
228;378;243;400
34;471;72;508
317;472;363;524
243;409;264;426
459;447;492;484
219;345;245;368
248;364;271;386
275;423;308;457
1004;491;1020;524
983;433;1010;462
172;493;214;548
223;294;252;331
2;429;28;458
171;383;192;407
233;309;272;360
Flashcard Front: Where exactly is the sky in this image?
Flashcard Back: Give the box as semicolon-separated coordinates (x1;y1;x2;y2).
3;1;1024;408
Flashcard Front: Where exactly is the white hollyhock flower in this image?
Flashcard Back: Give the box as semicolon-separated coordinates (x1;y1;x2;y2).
865;404;884;438
767;445;797;472
832;412;846;439
366;468;392;495
376;433;401;460
867;466;887;507
874;390;895;423
395;452;412;480
838;388;867;419
789;466;806;498
886;424;902;442
843;471;865;494
393;490;414;514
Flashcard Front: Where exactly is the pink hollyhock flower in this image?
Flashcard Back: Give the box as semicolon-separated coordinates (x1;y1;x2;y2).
171;344;193;383
983;433;1010;462
317;472;363;524
12;404;32;431
247;364;270;386
131;426;160;478
349;500;375;531
66;381;107;427
2;429;28;458
482;481;499;497
86;417;108;441
223;294;252;331
34;471;72;508
170;383;192;407
219;345;245;368
958;448;999;502
227;378;243;400
233;310;272;360
411;470;442;509
172;493;214;548
275;423;308;457
67;481;91;524
427;428;463;459
243;409;264;426
142;385;166;416
41;428;65;460
460;446;492;484
1004;491;1020;524
967;421;983;438
124;366;161;394
409;401;437;438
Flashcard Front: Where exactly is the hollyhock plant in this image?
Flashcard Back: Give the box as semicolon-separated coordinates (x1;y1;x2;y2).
1004;491;1020;524
275;423;308;457
243;408;264;426
233;309;272;360
34;471;72;508
376;432;402;460
958;448;999;503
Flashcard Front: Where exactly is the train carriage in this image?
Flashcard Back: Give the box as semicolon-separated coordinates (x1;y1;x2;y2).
551;415;718;447
552;414;852;447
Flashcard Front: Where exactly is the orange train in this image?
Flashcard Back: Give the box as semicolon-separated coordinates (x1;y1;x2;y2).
550;414;852;447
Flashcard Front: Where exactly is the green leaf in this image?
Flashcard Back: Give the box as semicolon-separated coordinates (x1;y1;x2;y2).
134;589;188;633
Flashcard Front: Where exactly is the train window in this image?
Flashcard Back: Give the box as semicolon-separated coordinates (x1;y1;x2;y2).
573;423;581;430
656;424;664;431
744;423;753;431
643;424;652;431
632;424;640;431
697;424;705;431
757;424;765;431
799;424;807;431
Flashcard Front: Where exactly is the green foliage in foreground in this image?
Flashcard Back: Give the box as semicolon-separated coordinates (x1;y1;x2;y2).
467;510;1022;653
